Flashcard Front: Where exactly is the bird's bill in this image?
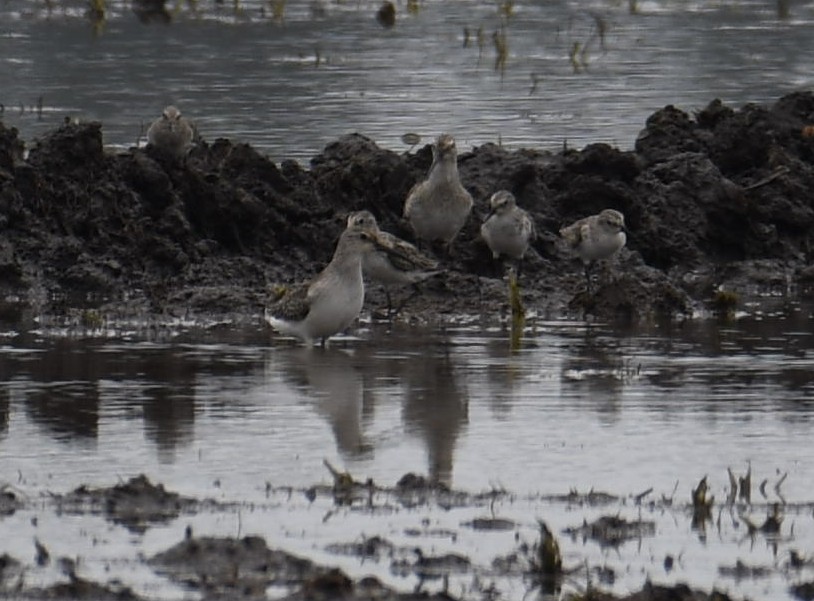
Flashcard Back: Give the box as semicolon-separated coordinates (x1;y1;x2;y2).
369;232;414;262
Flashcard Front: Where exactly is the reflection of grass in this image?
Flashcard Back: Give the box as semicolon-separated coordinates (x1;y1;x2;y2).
710;289;738;320
177;0;198;15
88;0;105;21
569;41;582;73
562;11;610;73
777;0;789;18
492;26;507;73
497;0;514;18
269;0;286;22
88;0;106;35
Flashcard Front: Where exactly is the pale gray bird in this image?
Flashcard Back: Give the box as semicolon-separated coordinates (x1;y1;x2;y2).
146;105;194;161
403;133;473;251
346;210;441;317
559;208;627;291
265;218;405;346
480;190;535;262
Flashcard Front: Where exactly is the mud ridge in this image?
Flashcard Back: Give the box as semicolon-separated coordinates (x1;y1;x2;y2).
2;93;814;324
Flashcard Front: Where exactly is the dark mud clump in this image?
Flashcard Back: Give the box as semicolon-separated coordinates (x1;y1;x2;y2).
55;474;194;533
2;91;814;323
563;515;657;547
0;486;22;516
148;534;315;596
23;578;141;601
148;533;469;601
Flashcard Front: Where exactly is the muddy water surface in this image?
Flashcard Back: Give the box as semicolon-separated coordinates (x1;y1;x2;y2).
2;0;813;160
1;306;813;599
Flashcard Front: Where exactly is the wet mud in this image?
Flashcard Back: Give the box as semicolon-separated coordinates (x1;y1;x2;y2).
1;474;813;601
2;92;814;325
55;474;196;534
3;95;814;599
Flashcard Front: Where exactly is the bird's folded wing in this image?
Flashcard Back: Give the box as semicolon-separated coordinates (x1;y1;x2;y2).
268;282;311;321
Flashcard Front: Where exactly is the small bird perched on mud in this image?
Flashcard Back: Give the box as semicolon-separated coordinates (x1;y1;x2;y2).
265;217;406;346
480;190;535;265
403;133;473;253
146;105;194;161
346;210;441;318
559;208;627;292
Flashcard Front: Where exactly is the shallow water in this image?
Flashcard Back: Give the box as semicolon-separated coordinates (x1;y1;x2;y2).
1;0;813;161
1;306;813;599
2;2;814;598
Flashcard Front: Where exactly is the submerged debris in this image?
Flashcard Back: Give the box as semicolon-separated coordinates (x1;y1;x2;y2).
792;581;814;601
561;488;619;507
0;553;23;590
563;515;656;547
718;559;773;580
325;535;394;560
391;549;471;580
24;576;142;600
0;486;22;516
323;459;373;505
461;516;516;531
741;502;784;535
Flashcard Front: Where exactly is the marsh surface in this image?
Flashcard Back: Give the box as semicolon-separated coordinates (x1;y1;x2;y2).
2;2;814;599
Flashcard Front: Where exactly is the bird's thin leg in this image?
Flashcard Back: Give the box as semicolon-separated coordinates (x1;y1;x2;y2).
583;262;593;293
384;288;395;321
515;257;525;280
392;284;421;319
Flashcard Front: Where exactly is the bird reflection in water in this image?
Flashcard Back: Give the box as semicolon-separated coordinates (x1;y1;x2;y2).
401;350;469;487
133;353;197;464
272;343;469;487
24;345;103;442
275;348;375;460
559;328;631;423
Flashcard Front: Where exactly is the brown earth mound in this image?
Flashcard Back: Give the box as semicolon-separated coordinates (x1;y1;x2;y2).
2;92;814;322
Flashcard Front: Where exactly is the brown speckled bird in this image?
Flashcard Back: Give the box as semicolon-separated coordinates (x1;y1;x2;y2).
559;208;627;291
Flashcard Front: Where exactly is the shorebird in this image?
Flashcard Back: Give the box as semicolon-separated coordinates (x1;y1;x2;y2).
559;208;627;291
403;133;473;252
265;218;402;346
480;190;535;264
346;210;441;317
146;105;194;161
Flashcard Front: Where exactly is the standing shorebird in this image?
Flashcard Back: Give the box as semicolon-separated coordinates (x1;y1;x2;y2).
559;208;627;292
265;219;403;346
403;133;473;253
346;210;441;318
480;190;535;266
146;105;194;161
